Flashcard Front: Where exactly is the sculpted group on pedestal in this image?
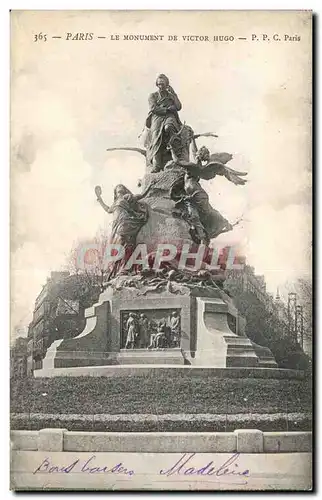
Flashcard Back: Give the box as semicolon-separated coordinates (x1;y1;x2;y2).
95;73;247;289
123;310;181;350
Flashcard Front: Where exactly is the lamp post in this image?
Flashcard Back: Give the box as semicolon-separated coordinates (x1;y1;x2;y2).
287;292;297;342
296;305;304;348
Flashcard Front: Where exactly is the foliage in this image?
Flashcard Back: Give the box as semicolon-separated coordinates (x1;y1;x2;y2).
10;374;312;416
225;285;310;370
294;277;313;343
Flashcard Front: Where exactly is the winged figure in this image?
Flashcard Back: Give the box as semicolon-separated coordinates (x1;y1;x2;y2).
168;138;248;186
168;137;246;244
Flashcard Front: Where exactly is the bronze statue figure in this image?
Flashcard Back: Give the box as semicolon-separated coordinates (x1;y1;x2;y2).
102;74;247;277
95;182;154;277
169;135;248;185
170;171;232;245
95;184;153;247
169;136;247;244
145;74;182;172
138;313;149;348
125;313;138;349
170;311;181;347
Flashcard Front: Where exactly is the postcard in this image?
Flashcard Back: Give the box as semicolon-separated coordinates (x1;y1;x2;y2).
10;10;312;491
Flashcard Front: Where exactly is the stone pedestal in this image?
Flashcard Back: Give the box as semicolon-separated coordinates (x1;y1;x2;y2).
137;168;194;251
36;280;277;373
190;297;259;367
52;298;117;368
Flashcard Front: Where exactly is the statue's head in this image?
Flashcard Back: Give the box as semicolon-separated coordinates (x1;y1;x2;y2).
156;74;169;91
196;146;210;162
114;184;131;201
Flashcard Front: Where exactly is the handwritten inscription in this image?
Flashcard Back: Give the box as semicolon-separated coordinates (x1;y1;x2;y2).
33;452;250;484
33;455;135;476
160;452;249;482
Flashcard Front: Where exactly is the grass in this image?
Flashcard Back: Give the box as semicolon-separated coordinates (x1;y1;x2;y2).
11;374;312;416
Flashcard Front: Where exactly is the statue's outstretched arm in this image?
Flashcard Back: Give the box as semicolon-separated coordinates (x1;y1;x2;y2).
97;197;112;213
106;147;146;157
193;132;219;139
95;186;113;213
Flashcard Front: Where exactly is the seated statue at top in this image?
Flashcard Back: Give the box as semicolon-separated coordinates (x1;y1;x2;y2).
145;74;182;173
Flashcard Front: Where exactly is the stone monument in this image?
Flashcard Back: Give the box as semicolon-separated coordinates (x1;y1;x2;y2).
39;74;277;372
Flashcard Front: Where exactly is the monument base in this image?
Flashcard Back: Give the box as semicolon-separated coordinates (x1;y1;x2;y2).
33;364;304;380
117;348;185;365
34;278;278;374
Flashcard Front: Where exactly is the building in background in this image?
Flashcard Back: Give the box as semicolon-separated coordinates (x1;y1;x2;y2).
27;271;101;370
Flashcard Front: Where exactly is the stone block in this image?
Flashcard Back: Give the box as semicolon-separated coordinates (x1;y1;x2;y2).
234;429;263;453
55;300;111;366
117;348;185;365
11;431;38;451
194;297;259;368
64;431;237;453
263;432;312;453
38;428;67;452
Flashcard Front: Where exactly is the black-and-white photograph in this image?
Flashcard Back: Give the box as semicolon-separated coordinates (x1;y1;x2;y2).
10;10;312;491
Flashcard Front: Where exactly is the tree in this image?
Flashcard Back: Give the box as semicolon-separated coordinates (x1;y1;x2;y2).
67;231;110;293
10;337;28;378
225;282;310;370
290;277;312;357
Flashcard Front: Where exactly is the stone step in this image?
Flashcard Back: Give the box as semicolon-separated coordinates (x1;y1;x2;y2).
117;348;185;365
258;358;278;368
226;347;258;354
227;350;258;356
120;348;181;355
224;337;254;346
226;355;259;367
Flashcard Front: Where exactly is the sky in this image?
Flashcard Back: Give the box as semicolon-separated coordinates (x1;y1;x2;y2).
10;10;312;338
